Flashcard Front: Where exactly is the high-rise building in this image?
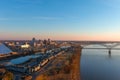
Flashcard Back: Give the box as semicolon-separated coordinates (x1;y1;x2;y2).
48;38;51;45
43;39;47;45
31;37;37;47
32;38;36;43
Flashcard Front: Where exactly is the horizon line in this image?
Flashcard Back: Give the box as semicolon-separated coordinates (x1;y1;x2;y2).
1;39;120;42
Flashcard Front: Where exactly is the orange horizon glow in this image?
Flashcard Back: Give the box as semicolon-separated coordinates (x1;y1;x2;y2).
1;34;120;41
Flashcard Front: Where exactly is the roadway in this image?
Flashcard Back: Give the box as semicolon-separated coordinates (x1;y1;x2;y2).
83;48;120;50
31;58;55;80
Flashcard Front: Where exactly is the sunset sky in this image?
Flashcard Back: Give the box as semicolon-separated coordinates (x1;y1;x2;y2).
0;0;120;41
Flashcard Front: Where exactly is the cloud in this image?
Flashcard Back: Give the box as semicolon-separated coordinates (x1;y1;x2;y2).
32;16;80;20
0;16;60;21
14;0;43;4
11;0;44;9
0;18;9;21
98;0;120;8
32;16;61;20
0;16;78;21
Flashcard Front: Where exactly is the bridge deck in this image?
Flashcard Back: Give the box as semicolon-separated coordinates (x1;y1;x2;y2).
83;48;120;50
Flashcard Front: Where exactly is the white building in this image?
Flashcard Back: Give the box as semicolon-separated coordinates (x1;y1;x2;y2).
21;44;30;49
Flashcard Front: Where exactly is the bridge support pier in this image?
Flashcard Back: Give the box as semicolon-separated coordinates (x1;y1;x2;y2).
108;49;111;55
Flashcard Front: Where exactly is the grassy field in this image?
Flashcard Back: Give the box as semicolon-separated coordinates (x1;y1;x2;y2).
36;47;81;80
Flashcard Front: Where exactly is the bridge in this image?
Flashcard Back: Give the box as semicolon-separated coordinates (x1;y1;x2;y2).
70;41;120;55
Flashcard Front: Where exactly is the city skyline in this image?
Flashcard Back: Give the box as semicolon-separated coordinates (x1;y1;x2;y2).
1;0;120;41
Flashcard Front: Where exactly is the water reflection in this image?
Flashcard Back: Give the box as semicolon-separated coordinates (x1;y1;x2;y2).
108;53;111;58
80;45;120;80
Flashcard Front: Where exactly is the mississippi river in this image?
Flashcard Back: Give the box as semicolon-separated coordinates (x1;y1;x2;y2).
81;45;120;80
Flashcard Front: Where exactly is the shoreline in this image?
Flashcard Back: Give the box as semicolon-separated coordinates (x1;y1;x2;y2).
70;47;81;80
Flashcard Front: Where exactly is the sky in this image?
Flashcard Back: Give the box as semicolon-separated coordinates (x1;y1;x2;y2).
0;0;120;41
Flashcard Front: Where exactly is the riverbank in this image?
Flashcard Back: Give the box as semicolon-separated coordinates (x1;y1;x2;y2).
70;47;81;80
36;47;81;80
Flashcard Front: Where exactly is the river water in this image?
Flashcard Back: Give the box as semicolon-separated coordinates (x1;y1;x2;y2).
80;45;120;80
